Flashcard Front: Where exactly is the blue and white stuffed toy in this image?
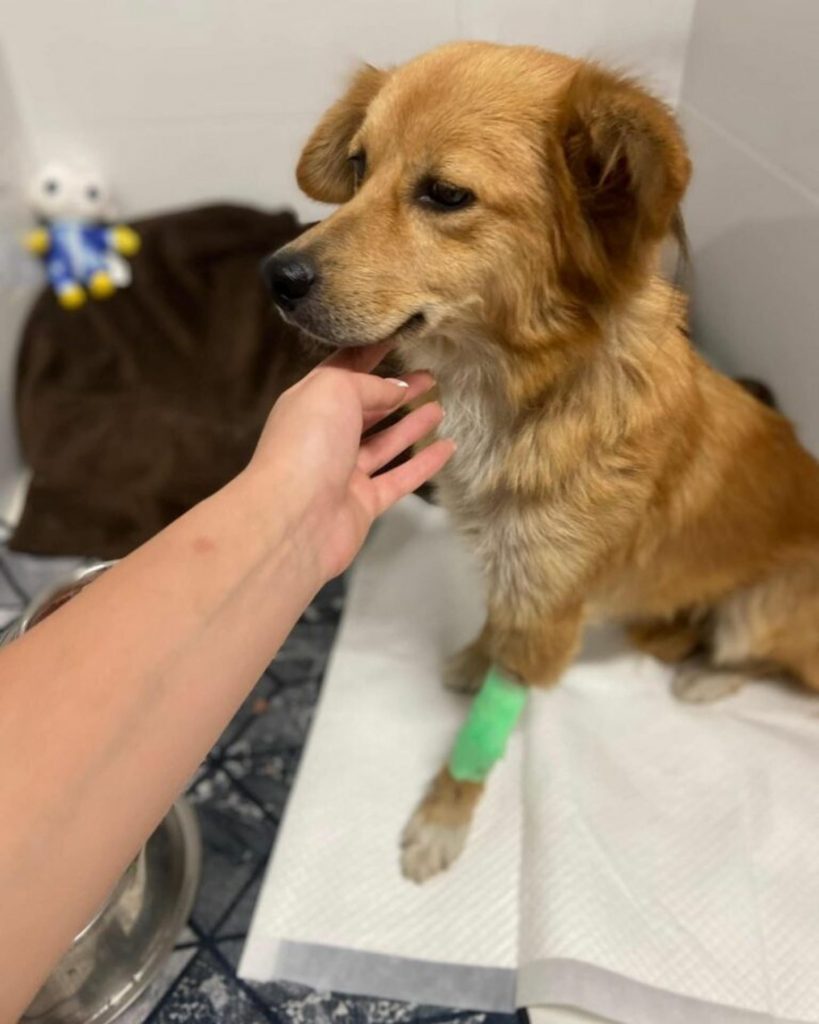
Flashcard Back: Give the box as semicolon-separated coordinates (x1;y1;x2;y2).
23;160;140;309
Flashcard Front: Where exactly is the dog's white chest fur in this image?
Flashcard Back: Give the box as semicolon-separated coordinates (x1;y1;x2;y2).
439;373;502;491
403;333;506;501
402;334;579;612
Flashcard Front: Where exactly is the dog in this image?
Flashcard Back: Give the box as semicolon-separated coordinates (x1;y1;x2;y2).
262;41;819;883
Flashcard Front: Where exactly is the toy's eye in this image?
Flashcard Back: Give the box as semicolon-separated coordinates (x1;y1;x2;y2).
86;186;100;201
43;179;59;195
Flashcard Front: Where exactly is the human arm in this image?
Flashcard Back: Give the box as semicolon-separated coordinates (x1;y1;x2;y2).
0;342;451;1018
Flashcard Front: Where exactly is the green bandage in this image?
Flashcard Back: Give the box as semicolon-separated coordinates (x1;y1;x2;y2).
449;667;528;782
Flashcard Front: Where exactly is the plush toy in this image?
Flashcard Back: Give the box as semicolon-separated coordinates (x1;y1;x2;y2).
23;160;141;309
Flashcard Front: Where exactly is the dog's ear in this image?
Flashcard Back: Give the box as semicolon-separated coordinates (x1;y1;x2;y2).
554;64;691;305
297;64;387;203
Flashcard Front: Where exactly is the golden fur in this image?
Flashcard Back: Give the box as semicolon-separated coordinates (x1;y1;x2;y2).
273;42;819;881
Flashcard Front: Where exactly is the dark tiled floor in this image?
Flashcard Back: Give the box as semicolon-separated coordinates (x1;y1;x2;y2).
0;525;512;1024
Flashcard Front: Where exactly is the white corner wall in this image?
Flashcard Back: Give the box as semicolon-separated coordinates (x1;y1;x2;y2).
0;44;36;516
0;0;695;222
680;0;819;454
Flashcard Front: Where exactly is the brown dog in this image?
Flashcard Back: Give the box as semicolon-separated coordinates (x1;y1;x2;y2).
263;42;819;882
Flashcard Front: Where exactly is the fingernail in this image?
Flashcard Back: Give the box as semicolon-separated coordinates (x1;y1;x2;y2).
387;378;410;389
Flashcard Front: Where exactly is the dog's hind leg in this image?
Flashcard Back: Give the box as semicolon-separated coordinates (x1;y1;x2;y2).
791;656;819;695
674;568;819;703
627;610;706;664
672;661;749;703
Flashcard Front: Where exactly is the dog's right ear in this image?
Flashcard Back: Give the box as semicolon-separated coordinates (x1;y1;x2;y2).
297;65;387;204
553;64;691;306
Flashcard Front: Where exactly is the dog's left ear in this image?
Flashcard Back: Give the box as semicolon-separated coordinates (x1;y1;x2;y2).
554;64;691;304
297;64;387;204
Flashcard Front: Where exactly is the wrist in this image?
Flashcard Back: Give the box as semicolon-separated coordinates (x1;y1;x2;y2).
224;465;329;594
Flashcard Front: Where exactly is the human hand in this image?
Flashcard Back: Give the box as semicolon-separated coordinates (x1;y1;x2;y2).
247;342;453;581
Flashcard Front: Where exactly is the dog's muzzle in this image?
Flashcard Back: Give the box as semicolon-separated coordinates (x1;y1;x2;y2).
260;251;317;311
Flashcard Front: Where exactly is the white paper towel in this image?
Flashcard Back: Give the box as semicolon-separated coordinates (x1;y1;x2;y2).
241;496;819;1024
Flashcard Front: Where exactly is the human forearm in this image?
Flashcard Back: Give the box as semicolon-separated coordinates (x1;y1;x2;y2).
0;467;322;1018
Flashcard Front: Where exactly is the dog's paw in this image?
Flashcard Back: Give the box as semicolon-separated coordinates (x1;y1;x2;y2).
400;810;469;883
444;643;490;695
672;666;746;704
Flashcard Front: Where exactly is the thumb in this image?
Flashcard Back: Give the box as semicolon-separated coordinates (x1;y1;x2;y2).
353;373;413;415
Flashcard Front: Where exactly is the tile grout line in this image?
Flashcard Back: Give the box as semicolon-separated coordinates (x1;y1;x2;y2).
203;732;294;827
218;759;293;827
681;101;819;210
144;942;205;1022
209;853;271;939
188;920;284;1024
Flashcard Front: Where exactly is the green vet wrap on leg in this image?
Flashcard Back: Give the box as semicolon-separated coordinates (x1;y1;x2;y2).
448;666;528;782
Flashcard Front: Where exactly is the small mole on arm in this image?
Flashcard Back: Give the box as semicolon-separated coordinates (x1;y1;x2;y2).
192;536;216;555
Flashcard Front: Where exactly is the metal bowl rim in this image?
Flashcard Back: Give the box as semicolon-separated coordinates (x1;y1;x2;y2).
18;561;117;634
102;797;202;1023
23;797;202;1024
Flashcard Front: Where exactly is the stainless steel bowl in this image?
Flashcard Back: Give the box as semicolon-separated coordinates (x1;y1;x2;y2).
23;801;201;1024
1;562;202;1023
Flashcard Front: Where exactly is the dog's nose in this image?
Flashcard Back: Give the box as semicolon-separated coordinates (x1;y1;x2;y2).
261;252;316;307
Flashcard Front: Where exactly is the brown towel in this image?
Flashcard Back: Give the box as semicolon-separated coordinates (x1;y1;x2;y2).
11;204;315;559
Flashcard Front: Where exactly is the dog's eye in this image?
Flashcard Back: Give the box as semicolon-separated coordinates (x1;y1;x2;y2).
348;150;366;187
419;179;474;211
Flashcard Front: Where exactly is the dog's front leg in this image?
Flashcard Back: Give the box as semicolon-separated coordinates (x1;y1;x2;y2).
401;604;582;883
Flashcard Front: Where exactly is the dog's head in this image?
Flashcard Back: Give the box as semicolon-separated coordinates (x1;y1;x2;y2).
262;42;690;351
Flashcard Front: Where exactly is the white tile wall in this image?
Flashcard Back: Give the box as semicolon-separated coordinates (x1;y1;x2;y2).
681;0;819;454
682;0;819;200
0;44;37;517
0;0;696;220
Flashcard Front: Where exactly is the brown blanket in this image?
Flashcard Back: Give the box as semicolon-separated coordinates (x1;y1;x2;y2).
11;204;315;558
